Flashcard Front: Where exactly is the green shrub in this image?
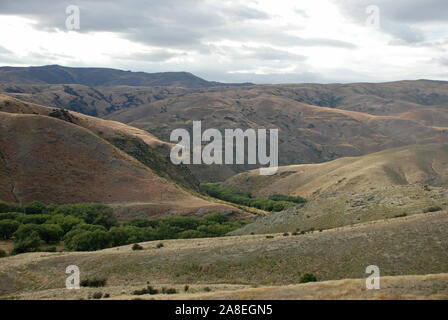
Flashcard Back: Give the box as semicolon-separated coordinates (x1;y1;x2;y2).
132;243;143;250
133;285;158;295
64;224;106;243
0;248;6;258
163;216;202;230
178;230;203;239
124;217;158;228
109;226;145;246
92;292;103;299
0;201;22;213
43;246;57;252
65;229;113;251
19;214;51;225
80;278;107;287
13;224;41;241
156;242;164;249
184;285;189;292
52;203;117;229
268;194;307;204
45;214;84;234
196;224;234;237
13;223;63;243
0;212;24;221
38;224;63;243
204;212;229;224
0;219;20;239
24;201;46;215
200;183;303;212
162;287;177;294
0;201;247;251
299;273;317;283
12;231;41;254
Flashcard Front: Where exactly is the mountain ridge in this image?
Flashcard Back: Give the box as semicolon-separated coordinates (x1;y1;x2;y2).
0;65;254;88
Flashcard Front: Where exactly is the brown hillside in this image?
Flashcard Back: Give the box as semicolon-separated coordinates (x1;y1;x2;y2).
0;110;237;217
0;94;203;191
2;81;448;182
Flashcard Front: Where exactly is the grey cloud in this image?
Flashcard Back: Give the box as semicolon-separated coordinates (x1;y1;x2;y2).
335;0;448;24
0;0;356;51
195;67;372;84
383;21;426;44
0;50;73;66
112;50;187;63
294;9;309;18
0;46;12;54
241;46;307;61
435;58;448;67
208;24;357;49
333;0;448;44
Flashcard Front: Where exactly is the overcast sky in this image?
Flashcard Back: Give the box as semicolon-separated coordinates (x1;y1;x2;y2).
0;0;447;83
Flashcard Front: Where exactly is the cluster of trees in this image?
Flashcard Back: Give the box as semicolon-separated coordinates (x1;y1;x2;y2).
0;201;246;255
200;183;306;212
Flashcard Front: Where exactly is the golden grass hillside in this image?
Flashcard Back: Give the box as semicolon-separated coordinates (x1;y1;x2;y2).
1;210;447;299
230;184;448;235
223;144;448;199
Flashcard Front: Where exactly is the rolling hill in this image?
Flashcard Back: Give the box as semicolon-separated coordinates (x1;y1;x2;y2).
1;70;448;300
0;94;239;217
223;144;448;198
2;79;448;182
224;144;448;234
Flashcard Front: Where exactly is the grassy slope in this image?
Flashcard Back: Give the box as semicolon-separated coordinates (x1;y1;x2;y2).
230;184;448;235
223;144;448;199
1;210;448;299
5;274;448;300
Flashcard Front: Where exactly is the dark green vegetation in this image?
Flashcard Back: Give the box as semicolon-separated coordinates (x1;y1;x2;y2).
132;243;144;251
200;183;306;212
0;201;247;255
299;273;317;283
132;284;178;295
108;136;200;191
133;285;159;295
80;278;107;288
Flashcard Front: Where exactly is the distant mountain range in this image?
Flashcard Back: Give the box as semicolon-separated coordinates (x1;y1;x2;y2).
0;65;253;88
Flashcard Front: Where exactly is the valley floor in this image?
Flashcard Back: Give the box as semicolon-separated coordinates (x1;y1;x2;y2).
1;210;448;300
6;273;448;300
